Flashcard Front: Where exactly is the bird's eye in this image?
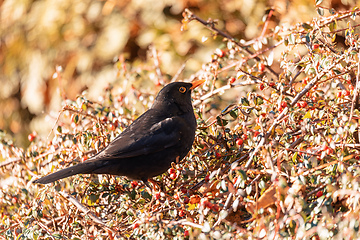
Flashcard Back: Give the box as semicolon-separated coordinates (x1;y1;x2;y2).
179;86;186;93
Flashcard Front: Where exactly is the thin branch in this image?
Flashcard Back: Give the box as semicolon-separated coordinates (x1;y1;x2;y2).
184;9;279;79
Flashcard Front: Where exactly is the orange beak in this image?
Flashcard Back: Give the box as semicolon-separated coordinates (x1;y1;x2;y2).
190;79;205;90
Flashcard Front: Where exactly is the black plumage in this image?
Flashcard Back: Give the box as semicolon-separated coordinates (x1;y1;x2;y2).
34;80;204;184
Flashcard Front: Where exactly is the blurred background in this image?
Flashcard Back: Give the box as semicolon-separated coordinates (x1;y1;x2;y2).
0;0;356;147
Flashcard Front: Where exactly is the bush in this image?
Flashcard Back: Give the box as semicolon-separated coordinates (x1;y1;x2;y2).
1;5;360;240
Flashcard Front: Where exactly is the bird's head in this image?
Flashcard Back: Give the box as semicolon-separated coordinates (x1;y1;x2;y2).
152;80;205;114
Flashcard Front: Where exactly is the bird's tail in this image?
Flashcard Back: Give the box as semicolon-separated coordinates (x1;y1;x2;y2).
33;161;99;184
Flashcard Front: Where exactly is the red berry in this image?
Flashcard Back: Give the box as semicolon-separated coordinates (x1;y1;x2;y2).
131;181;138;188
253;131;260;137
278;107;283;112
349;85;354;90
268;82;275;87
215;48;226;58
337;92;342;98
259;63;265;72
215;152;221;158
242;134;248;141
168;168;176;174
281;101;287;108
229;77;236;84
183;196;190;204
233;177;238;184
316;191;323;197
179;209;186;217
313;44;320;49
212;204;219;212
28;132;37;142
181;187;188;194
343;90;350;96
155;192;161;200
326;148;333;155
133;223;139;229
82;156;88;162
236;138;243;145
184;230;189;237
170;173;177;180
205;175;210;182
300;101;307;108
259;83;265;91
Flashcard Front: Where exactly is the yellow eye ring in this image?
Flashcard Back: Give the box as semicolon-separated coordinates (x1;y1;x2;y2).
179;86;186;93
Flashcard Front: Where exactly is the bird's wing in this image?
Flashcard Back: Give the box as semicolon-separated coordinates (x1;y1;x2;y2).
98;114;184;159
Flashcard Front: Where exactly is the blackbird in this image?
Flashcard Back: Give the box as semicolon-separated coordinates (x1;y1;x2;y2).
34;80;204;185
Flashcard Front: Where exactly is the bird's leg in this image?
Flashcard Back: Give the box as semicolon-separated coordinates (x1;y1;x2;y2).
142;178;163;206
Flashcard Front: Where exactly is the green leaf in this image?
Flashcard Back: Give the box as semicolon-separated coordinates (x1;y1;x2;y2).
317;7;324;16
241;97;250;106
230;109;238;119
329;21;337;32
315;0;323;5
288;34;295;45
254;96;264;105
302;23;313;30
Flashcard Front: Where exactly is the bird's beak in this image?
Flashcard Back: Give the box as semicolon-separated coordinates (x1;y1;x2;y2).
190;79;205;90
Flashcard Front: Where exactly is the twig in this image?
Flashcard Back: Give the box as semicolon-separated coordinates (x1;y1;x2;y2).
151;45;164;84
163;219;204;229
36;221;56;240
184;9;279;78
193;81;257;106
58;191;117;236
171;61;187;82
0;157;22;168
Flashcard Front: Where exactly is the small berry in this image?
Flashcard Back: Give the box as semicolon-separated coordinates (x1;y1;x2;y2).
179;209;186;217
349;85;354;90
343;90;350;96
168;168;176;174
170;173;177;180
242;134;248;141
133;223;139;229
300;101;308;108
259;83;265;91
236;138;243;145
28;132;37;142
205;175;210;182
184;230;189;237
259;63;265;72
316;191;323;198
313;44;320;49
212;204;220;212
155;192;161;200
281;101;287;108
215;48;226;57
268;82;275;87
253;131;260;137
337;92;342;98
131;181;138;188
229;77;236;84
181;187;188;194
215;152;221;158
183;196;190;204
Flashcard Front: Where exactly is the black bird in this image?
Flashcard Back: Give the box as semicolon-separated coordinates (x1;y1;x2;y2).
34;80;204;185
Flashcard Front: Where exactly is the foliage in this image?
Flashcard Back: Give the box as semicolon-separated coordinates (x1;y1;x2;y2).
2;4;360;240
